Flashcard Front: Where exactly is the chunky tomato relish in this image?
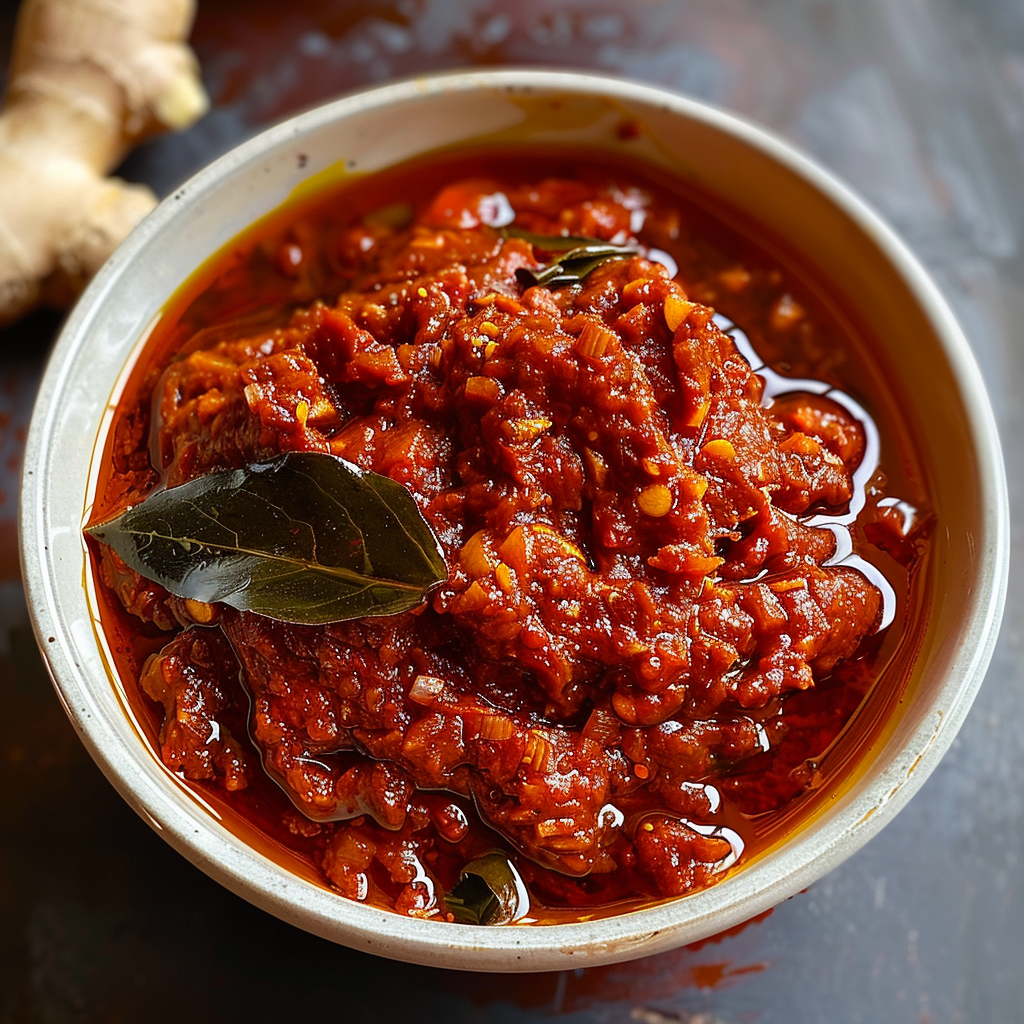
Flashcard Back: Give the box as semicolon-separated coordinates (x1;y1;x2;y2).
90;151;929;923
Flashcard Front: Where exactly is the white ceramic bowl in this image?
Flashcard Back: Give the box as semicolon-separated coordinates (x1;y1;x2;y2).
20;70;1008;971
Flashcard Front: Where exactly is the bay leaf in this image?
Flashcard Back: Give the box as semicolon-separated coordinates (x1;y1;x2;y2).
502;226;639;289
445;852;524;926
86;452;448;625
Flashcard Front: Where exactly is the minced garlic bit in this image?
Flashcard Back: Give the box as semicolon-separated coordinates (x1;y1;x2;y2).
495;562;514;593
771;292;805;331
769;578;809;593
409;674;446;704
664;292;696;332
503;417;552;444
719;266;752;292
638;483;672;517
701;438;737;461
183;598;216;624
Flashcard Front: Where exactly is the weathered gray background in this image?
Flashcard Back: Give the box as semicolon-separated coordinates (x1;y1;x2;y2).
2;1;1021;1021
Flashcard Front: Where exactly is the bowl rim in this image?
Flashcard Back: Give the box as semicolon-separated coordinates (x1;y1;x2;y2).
19;68;1009;971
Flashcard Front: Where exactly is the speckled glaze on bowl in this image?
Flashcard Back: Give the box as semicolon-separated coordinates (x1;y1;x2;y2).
19;70;1008;971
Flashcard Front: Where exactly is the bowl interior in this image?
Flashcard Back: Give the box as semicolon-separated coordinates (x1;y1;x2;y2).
20;71;1007;971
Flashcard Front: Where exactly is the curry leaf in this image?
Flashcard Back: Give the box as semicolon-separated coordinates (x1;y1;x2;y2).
445;853;523;925
503;226;639;289
86;453;448;625
501;226;601;252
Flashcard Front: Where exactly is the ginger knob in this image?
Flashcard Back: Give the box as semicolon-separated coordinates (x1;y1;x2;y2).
0;0;209;325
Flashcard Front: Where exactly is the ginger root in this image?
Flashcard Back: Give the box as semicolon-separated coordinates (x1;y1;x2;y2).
0;0;208;325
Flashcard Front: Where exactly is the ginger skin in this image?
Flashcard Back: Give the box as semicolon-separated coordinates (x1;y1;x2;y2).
0;0;208;325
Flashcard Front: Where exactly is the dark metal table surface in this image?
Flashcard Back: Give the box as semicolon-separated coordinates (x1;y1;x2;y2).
2;2;1022;1021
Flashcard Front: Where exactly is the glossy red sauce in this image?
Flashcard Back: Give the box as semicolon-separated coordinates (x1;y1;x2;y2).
88;148;931;924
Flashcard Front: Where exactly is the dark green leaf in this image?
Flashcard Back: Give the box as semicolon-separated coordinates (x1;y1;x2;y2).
86;452;448;625
502;226;639;289
445;852;523;925
501;226;600;252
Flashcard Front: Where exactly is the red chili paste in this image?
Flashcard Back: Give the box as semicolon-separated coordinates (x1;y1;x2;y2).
90;150;930;922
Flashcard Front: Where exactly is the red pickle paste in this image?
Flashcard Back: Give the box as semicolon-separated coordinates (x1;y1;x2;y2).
90;152;931;923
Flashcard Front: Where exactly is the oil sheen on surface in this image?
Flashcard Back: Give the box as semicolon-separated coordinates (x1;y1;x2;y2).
87;147;931;925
